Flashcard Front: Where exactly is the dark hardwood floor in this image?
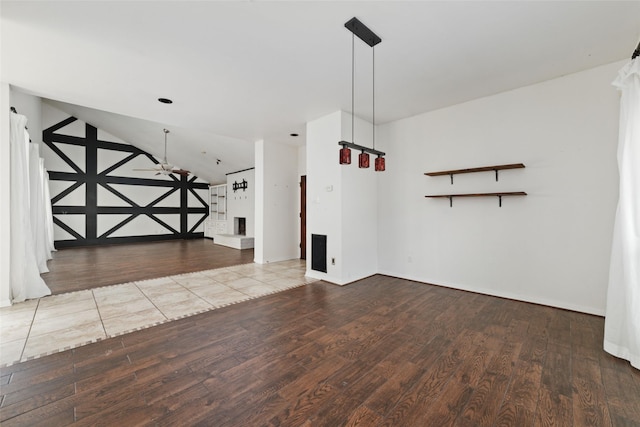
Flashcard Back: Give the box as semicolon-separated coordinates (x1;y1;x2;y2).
41;239;255;294
1;274;639;426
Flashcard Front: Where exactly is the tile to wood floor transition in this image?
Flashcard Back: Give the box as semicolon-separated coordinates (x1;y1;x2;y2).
0;260;311;366
1;275;639;426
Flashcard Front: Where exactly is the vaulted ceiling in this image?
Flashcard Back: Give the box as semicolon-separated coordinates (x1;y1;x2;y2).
2;1;638;183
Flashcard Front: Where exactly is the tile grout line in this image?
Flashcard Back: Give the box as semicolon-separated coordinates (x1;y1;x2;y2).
220;272;262;299
133;282;170;323
18;299;41;363
174;277;215;310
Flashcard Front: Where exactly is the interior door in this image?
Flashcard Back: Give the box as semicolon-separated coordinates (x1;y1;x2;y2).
300;175;306;259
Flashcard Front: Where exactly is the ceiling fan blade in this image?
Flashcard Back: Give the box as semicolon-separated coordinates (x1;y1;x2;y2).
133;130;188;177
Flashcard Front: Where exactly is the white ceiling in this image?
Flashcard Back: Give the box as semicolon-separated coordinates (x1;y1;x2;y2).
2;1;639;183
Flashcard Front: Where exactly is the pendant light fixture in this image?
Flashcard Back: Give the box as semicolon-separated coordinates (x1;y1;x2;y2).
359;151;370;168
339;145;352;164
338;17;386;172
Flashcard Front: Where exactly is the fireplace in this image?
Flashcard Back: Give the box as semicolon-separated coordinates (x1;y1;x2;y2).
234;217;246;236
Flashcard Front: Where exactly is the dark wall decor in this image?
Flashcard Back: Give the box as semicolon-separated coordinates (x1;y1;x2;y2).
232;179;248;192
43;116;208;248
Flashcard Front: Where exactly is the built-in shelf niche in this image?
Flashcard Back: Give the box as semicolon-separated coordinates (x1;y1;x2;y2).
204;183;228;237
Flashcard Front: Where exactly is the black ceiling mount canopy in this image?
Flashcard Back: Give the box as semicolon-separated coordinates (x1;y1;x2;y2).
344;17;381;47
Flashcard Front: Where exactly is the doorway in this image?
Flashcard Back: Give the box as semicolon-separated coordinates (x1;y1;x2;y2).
300;175;306;259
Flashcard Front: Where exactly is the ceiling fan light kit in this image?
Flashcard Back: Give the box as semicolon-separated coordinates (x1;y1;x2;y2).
133;128;190;177
338;17;386;172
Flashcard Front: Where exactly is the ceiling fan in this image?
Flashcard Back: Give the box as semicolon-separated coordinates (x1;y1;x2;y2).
134;128;190;176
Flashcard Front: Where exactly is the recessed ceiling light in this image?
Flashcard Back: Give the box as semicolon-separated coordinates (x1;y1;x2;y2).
290;133;299;137
158;98;173;104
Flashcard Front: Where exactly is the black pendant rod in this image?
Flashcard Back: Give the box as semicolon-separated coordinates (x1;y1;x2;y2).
351;32;355;144
372;44;376;150
633;40;640;59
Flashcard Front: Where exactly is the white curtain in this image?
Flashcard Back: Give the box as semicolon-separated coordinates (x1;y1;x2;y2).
29;143;51;273
9;112;51;303
604;57;640;369
43;163;56;254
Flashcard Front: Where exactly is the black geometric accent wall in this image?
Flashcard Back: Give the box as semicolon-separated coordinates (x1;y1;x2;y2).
43;116;208;248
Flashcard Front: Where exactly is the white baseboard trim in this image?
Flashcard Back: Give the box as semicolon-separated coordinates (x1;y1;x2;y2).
377;269;605;316
305;270;349;286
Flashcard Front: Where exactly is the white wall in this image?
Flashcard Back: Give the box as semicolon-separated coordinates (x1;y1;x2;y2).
0;83;11;306
341;113;378;283
226;168;255;238
254;140;299;264
306;111;344;283
377;60;623;315
306;110;379;284
298;145;306;177
255;141;265;262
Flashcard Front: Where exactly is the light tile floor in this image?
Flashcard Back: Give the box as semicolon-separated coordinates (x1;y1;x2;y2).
0;260;313;367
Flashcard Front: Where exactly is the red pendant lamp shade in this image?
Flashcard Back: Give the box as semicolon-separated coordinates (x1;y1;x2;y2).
339;146;351;164
375;155;385;171
359;152;370;168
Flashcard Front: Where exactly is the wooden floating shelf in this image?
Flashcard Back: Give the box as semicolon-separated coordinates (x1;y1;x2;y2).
425;163;525;176
425;163;525;183
425;191;527;207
